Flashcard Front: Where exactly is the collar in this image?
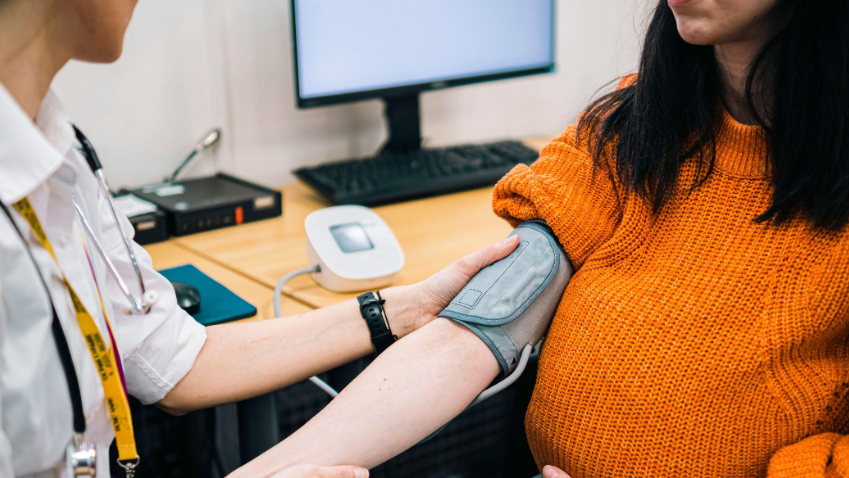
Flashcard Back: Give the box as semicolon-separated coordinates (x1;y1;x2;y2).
0;84;74;204
713;107;769;179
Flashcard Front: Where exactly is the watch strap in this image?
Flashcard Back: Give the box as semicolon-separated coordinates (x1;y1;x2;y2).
357;292;396;354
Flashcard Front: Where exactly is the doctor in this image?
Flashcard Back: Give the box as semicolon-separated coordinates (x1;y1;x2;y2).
0;0;520;477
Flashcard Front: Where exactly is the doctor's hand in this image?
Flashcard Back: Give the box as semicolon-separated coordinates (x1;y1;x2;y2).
382;235;520;337
542;465;572;478
269;464;369;478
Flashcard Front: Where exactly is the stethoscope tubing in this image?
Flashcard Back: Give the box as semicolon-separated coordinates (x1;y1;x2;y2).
72;193;153;315
72;125;153;315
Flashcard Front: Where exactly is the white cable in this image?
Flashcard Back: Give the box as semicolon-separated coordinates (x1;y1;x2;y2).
273;265;320;318
468;343;533;407
307;376;338;398
274;265;340;398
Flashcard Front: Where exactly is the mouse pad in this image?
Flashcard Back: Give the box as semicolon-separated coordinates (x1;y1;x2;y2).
158;264;257;326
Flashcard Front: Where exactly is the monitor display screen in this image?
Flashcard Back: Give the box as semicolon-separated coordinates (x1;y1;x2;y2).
292;0;554;103
330;222;375;253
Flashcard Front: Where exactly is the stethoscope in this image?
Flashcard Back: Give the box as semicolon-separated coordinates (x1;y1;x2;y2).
72;125;157;315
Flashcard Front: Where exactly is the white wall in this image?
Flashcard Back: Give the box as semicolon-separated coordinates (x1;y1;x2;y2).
53;0;649;190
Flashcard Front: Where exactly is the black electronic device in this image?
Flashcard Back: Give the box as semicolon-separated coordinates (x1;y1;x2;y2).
293;140;539;206
129;173;282;236
126;209;169;245
172;281;201;315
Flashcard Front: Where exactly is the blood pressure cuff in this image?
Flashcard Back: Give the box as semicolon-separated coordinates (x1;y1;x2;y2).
439;220;572;376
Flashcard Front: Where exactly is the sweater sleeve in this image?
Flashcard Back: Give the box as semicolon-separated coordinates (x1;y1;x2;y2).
768;433;849;478
492;124;623;269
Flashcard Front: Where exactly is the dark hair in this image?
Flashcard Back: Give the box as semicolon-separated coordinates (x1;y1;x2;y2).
578;1;849;230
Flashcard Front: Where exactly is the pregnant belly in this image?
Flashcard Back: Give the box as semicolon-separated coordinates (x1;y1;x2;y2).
522;277;783;478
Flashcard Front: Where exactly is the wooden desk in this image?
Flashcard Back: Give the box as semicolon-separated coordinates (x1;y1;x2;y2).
172;136;552;309
144;242;313;320
172;184;511;309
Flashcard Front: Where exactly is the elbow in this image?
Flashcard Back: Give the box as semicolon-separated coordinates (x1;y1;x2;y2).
156;403;191;417
155;390;194;416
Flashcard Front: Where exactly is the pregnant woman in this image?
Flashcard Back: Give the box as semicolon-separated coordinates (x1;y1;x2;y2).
236;0;849;477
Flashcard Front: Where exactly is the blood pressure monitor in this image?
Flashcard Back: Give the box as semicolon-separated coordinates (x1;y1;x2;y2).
305;205;404;292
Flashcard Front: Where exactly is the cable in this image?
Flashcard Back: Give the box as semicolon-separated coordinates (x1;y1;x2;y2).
306;374;339;398
274;265;339;398
468;344;533;407
273;265;319;317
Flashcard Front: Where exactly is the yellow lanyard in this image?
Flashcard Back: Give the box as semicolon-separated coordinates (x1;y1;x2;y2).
13;197;139;463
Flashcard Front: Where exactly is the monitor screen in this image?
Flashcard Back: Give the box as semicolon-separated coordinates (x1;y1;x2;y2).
292;0;554;105
330;222;375;253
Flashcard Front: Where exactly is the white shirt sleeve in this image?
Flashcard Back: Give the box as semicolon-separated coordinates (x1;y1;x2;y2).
94;190;207;405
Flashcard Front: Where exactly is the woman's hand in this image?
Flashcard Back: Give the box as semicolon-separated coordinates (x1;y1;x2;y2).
269;464;369;478
542;465;572;478
382;235;520;337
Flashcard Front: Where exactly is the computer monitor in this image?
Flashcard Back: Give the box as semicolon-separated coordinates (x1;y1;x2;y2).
290;0;555;152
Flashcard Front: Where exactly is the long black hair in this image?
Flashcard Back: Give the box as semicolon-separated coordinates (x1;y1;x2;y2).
578;1;849;230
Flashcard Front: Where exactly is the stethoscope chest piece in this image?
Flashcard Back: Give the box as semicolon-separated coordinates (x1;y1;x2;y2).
67;435;97;477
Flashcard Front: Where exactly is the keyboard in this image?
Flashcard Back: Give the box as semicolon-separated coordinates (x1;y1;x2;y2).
294;140;540;206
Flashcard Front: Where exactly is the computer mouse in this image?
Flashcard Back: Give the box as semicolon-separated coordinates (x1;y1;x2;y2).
172;281;201;316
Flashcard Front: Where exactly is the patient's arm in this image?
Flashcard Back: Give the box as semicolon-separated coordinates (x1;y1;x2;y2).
231;221;568;478
231;318;499;477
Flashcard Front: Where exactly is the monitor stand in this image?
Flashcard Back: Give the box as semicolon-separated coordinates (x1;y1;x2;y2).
382;93;422;154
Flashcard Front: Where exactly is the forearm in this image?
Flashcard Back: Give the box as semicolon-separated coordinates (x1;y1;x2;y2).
231;318;500;477
158;286;417;413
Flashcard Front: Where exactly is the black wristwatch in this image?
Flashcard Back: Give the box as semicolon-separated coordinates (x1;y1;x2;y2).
357;291;396;355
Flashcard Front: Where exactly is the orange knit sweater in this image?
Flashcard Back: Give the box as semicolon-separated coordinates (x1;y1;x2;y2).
492;86;849;477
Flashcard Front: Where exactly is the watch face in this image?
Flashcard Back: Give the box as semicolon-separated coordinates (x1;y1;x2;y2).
329;222;374;253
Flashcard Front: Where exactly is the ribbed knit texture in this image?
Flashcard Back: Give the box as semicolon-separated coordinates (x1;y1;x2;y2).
492;82;849;478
